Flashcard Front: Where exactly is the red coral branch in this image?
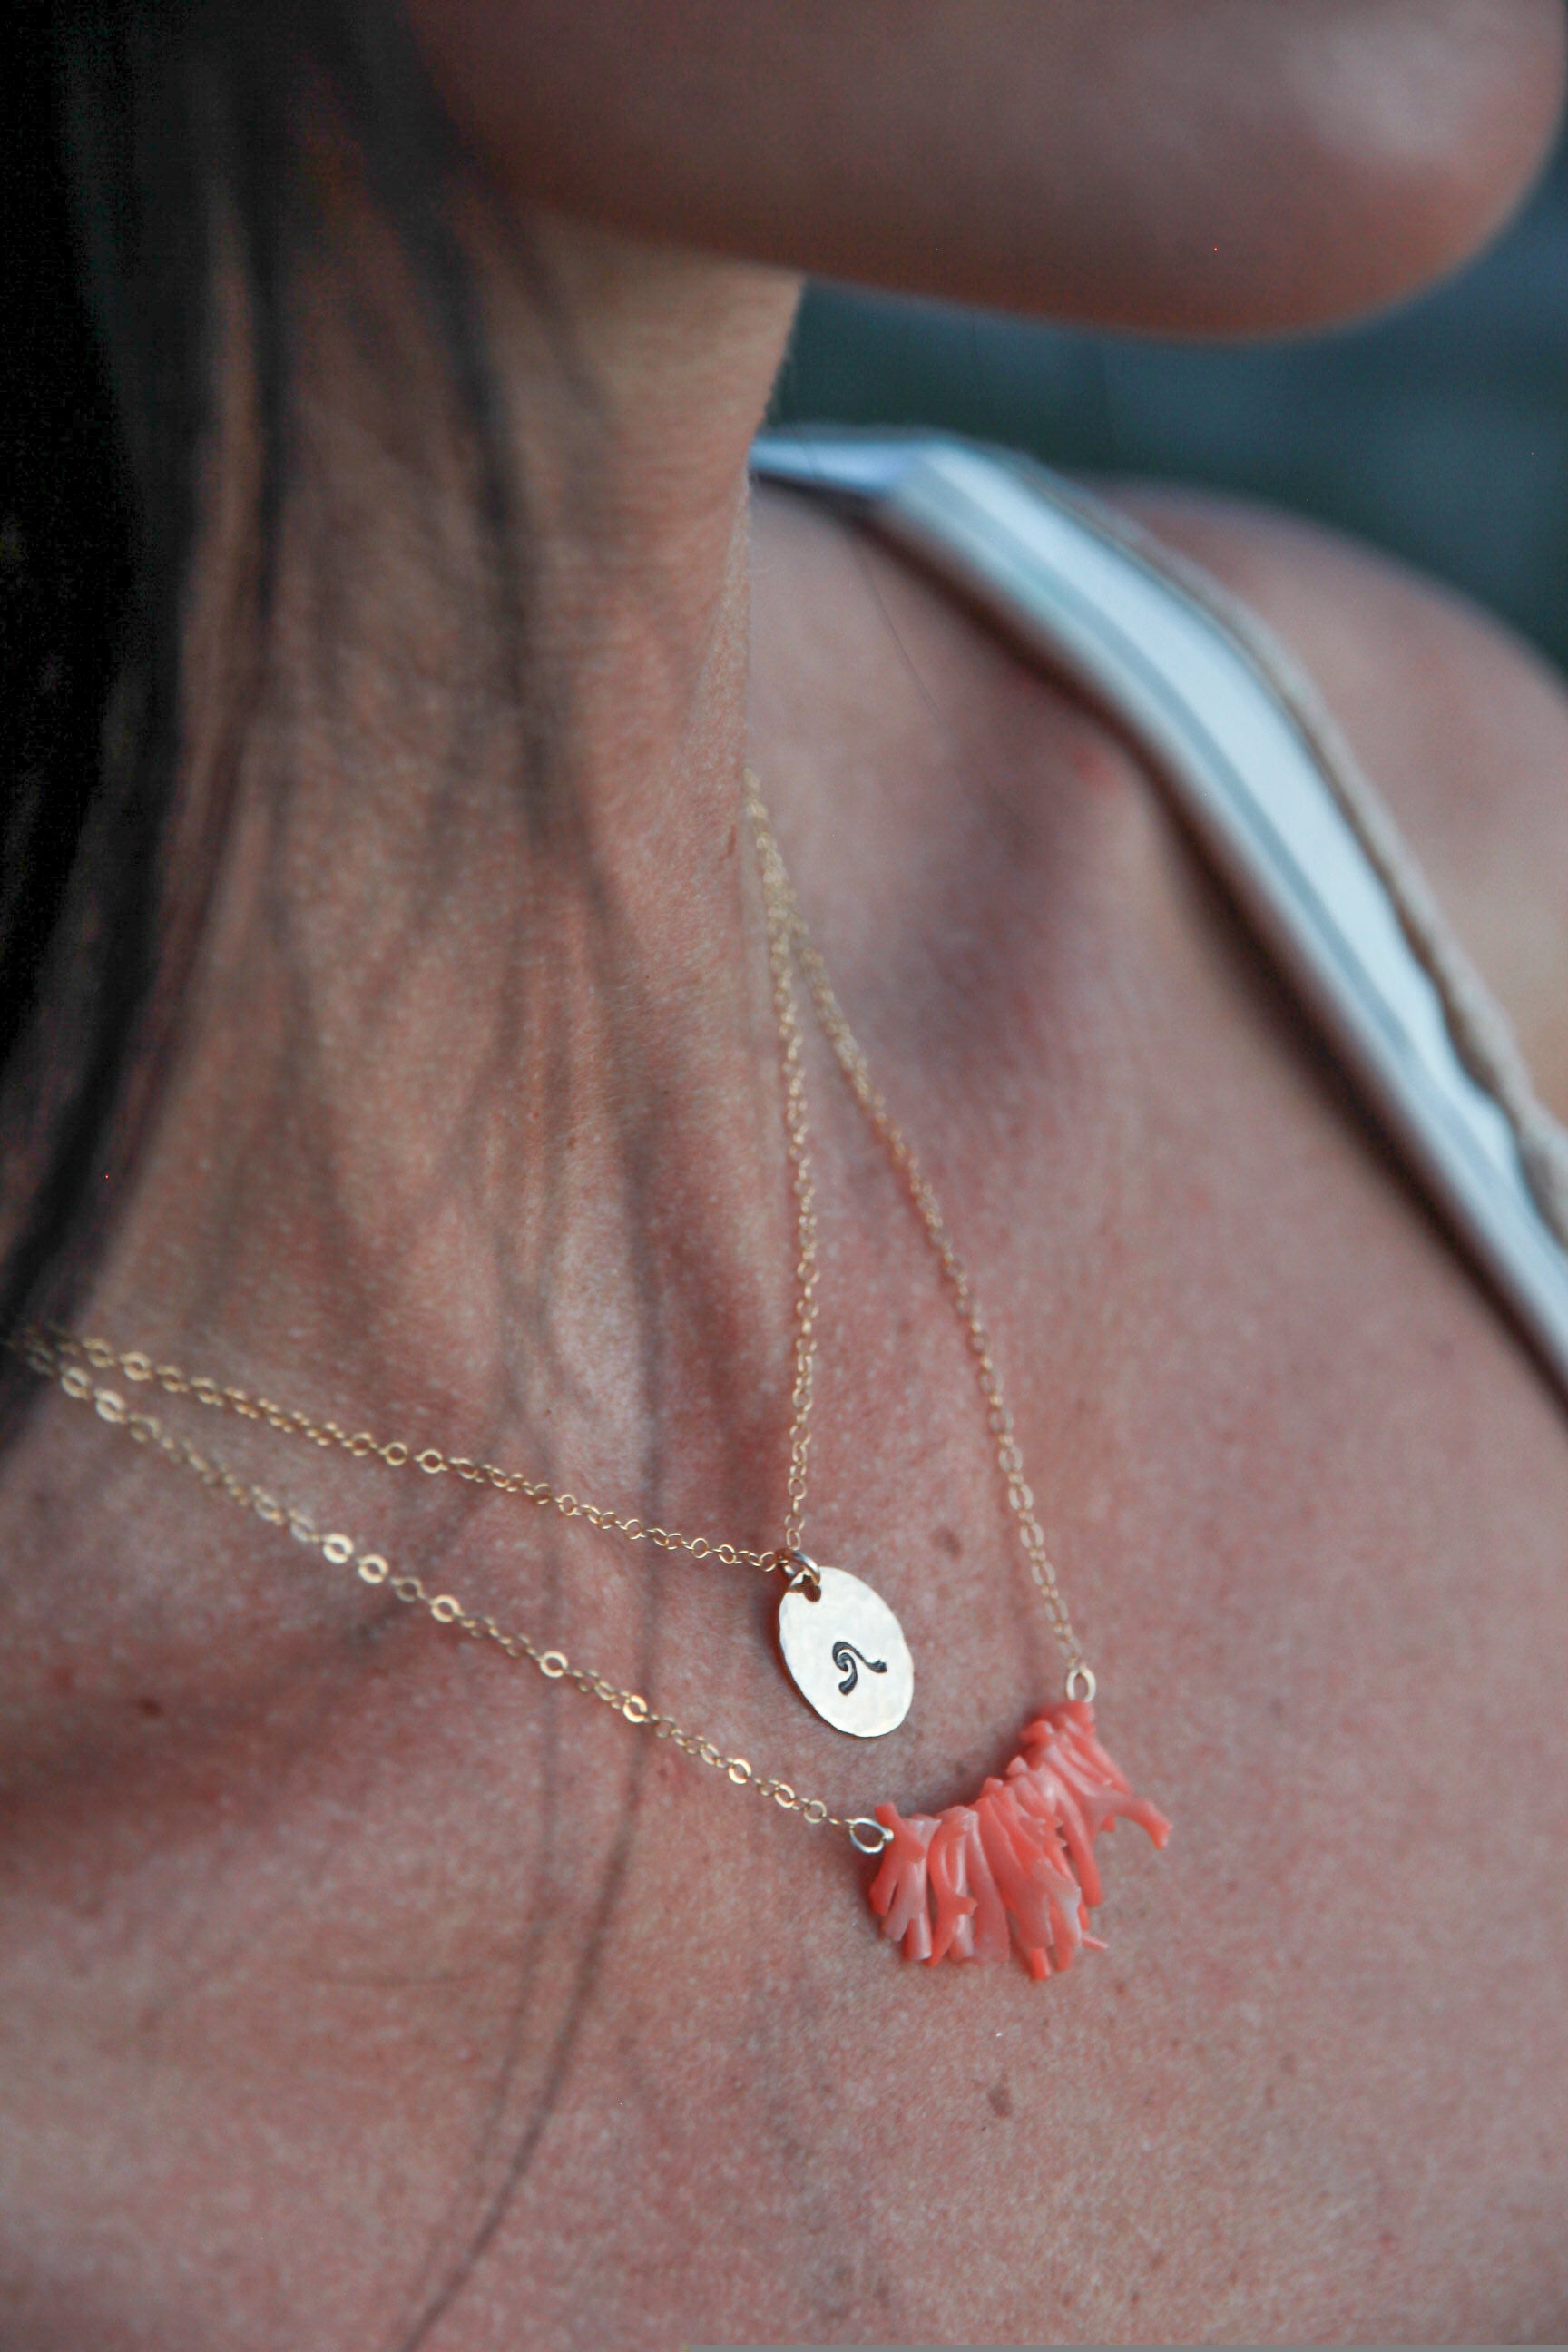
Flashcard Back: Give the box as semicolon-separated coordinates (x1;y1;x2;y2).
866;1700;1170;1978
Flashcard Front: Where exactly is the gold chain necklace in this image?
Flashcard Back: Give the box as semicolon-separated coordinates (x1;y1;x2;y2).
18;769;1168;1979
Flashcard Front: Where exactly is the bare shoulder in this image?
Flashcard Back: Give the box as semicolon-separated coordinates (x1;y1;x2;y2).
1110;483;1568;1106
754;472;1568;1104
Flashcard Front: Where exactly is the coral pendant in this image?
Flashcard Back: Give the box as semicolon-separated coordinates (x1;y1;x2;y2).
866;1700;1170;1980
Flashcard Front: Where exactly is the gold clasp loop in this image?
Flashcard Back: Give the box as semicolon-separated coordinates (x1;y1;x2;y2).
848;1816;892;1856
1064;1663;1097;1705
784;1548;823;1601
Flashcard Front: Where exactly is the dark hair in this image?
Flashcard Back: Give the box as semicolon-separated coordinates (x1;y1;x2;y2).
2;22;575;2339
0;0;519;1431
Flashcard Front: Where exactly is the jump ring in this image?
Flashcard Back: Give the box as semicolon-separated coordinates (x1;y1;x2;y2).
785;1549;822;1600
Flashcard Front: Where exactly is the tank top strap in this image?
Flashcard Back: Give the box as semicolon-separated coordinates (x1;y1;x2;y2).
751;429;1568;1401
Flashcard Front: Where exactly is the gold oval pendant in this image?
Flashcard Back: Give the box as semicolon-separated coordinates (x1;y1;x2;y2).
778;1558;914;1738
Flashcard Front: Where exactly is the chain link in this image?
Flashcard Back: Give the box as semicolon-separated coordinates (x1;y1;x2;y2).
749;772;819;1557
28;1330;794;1580
741;769;1087;1683
15;765;1090;1847
17;1332;872;1842
23;785;837;1600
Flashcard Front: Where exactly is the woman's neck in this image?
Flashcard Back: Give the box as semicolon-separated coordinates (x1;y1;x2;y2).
91;209;806;1462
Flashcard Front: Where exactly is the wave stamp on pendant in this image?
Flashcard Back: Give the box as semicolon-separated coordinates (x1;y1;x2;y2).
778;1558;914;1738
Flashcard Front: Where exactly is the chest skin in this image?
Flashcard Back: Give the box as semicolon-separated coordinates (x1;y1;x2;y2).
3;490;1567;2350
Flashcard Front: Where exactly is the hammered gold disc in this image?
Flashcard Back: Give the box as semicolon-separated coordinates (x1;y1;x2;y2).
777;1559;914;1738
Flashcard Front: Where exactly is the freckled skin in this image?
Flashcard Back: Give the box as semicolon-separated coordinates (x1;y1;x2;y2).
4;3;1568;2346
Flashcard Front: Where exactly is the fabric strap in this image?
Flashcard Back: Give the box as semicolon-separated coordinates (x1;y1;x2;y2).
750;430;1568;1400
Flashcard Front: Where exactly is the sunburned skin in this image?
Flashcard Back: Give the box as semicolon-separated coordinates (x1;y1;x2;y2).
3;3;1568;2346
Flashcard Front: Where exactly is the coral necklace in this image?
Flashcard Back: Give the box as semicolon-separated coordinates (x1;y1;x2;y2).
19;769;1168;1980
